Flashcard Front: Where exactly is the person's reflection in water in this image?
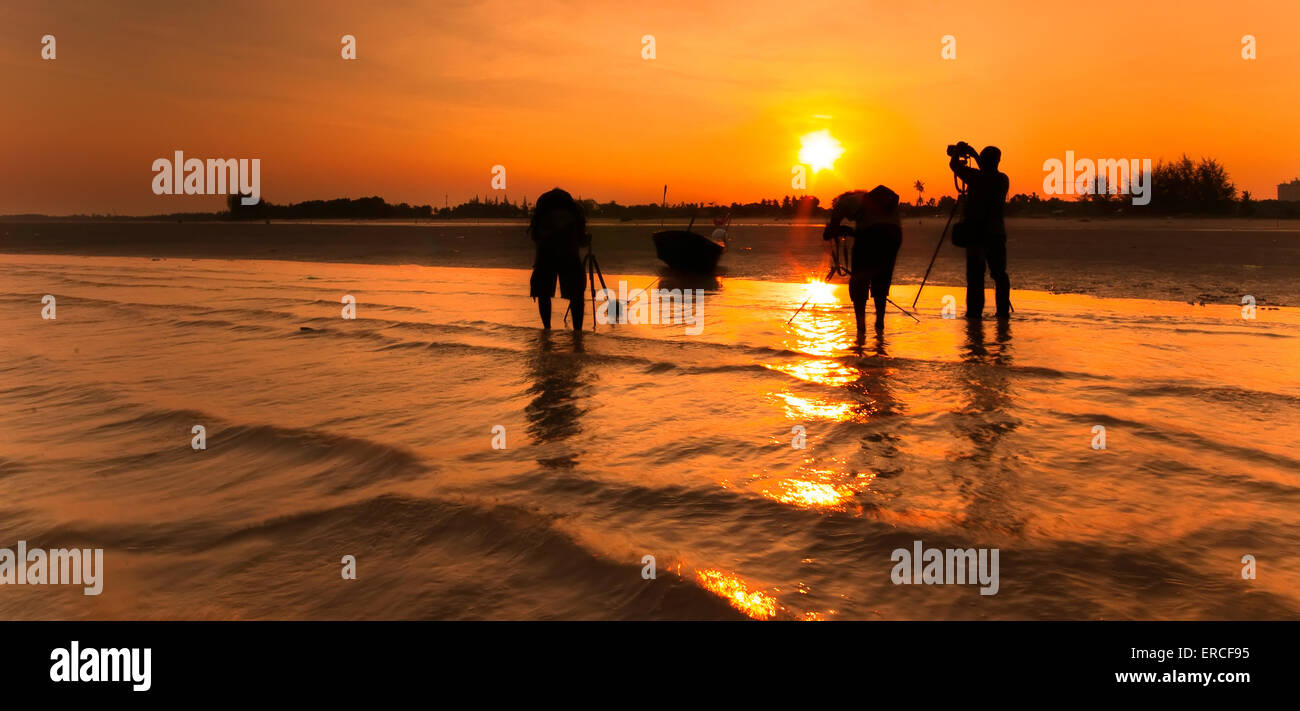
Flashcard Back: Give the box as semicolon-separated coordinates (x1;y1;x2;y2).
995;317;1011;349
847;331;905;478
963;316;986;355
958;318;1014;448
524;330;588;469
953;317;1023;533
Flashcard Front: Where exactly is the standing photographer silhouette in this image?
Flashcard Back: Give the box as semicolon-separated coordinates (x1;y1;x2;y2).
949;142;1011;319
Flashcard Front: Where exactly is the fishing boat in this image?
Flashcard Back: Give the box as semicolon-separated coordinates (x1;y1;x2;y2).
652;215;728;274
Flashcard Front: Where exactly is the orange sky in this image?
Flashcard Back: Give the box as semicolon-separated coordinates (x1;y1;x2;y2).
2;0;1298;215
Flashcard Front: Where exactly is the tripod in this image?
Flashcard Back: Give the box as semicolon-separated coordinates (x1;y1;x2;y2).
563;246;614;332
912;163;967;310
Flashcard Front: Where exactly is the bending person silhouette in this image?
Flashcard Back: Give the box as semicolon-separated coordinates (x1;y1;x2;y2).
528;188;590;331
949;142;1011;318
823;185;903;337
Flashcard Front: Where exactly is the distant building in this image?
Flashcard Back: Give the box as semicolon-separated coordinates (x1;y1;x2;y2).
1279;179;1300;202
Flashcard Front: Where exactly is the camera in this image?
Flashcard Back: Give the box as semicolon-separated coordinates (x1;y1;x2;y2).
946;141;971;158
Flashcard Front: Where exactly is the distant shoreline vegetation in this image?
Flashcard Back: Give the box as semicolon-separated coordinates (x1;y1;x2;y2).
6;157;1299;221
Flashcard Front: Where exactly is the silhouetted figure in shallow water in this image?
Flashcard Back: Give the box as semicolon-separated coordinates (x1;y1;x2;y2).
949;142;1011;319
823;185;903;339
529;188;589;331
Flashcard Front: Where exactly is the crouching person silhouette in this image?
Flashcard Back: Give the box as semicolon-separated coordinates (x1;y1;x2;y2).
528;188;590;331
824;185;903;339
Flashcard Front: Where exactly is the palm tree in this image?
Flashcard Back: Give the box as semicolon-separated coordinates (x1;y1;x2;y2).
913;180;925;217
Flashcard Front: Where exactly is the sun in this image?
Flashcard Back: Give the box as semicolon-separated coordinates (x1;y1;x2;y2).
798;130;845;173
803;279;839;305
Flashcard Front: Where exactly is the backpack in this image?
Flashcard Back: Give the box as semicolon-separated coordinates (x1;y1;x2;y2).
951;221;977;248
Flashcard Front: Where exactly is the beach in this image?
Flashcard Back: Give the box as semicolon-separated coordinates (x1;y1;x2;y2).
0;231;1297;620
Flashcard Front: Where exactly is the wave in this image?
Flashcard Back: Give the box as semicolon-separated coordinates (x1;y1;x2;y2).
4;492;752;620
1064;410;1300;484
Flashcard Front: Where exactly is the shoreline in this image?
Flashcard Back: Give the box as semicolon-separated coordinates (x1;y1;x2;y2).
3;251;1296;312
4;219;1297;307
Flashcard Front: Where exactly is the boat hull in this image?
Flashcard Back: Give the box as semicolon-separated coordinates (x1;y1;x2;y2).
652;230;725;273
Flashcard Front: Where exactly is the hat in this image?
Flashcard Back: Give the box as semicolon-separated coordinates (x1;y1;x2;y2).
865;185;900;214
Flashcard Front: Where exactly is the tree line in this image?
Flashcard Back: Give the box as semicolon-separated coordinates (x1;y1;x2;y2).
15;155;1288;221
219;156;1290;220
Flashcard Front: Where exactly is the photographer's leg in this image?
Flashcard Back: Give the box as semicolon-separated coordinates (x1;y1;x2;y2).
537;297;552;329
987;237;1011;317
874;264;895;332
849;272;867;342
965;246;986;318
853;297;866;342
531;261;555;329
569;297;585;332
556;255;585;332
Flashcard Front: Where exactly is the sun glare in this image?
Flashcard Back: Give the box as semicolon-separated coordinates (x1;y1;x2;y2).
803;279;839;305
798;130;844;173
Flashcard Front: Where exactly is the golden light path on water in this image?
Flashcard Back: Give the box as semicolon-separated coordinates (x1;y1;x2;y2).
760;474;859;511
763;280;858;385
688;278;881;619
767;358;858;386
775;392;852;421
757;279;881;515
